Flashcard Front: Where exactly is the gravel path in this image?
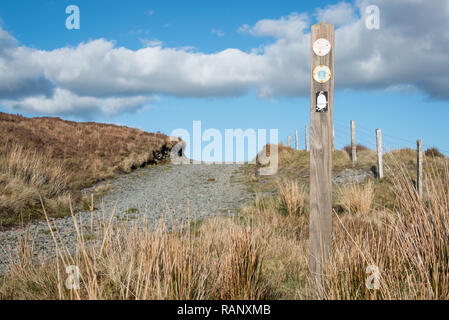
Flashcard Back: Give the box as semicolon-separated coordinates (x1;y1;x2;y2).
0;162;253;274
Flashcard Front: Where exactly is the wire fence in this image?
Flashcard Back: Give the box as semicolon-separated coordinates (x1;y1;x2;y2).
281;119;449;200
284;119;449;158
338;120;449;155
279;120;449;156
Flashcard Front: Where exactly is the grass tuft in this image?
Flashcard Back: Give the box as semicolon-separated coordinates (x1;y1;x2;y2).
336;180;374;214
277;179;307;216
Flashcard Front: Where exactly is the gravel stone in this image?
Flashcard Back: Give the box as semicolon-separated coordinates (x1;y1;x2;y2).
0;162;252;274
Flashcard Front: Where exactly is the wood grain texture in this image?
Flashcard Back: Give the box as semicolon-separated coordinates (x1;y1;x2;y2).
417;139;423;198
376;129;383;179
332;133;335;151
309;22;334;298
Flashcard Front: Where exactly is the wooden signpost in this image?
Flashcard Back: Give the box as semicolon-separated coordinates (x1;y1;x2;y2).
309;22;334;298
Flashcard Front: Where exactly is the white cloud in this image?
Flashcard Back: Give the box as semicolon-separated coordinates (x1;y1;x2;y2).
315;2;357;26
140;39;163;47
238;12;309;39
1;0;449;117
0;33;54;99
27;39;263;98
2;88;155;117
211;29;225;37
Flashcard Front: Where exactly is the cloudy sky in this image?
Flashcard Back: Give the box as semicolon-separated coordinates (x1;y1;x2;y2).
1;0;449;157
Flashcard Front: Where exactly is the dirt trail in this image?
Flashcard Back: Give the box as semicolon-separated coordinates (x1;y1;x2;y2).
0;162;253;273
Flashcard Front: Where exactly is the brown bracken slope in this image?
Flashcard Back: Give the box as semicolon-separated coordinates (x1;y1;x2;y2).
0;112;178;228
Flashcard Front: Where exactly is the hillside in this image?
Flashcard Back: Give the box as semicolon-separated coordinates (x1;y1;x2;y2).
0;112;178;228
2;143;448;299
238;144;449;299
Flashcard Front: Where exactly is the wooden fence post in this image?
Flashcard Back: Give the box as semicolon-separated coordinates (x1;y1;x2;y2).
376;129;383;179
309;22;334;299
351;120;356;163
333;128;335;151
417;140;423;198
296;130;299;150
305;125;309;151
288;135;291;148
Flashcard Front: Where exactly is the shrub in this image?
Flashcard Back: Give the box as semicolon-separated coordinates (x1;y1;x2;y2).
343;144;368;156
425;147;445;158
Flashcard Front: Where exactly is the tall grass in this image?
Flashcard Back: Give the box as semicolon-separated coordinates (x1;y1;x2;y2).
1;146;449;300
323;160;449;299
277;179;307;216
336;180;374;214
0;144;71;224
0;208;270;300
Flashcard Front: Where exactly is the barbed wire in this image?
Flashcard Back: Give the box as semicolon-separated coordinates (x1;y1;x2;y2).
286;119;448;156
332;120;449;155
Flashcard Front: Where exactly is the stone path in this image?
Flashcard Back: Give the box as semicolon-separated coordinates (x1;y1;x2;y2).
0;162;253;273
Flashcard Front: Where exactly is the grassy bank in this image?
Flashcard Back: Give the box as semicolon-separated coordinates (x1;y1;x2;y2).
1;144;448;299
0;112;177;228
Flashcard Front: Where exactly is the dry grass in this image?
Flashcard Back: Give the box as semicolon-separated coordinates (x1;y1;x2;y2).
240;197;309;299
0;112;177;228
1;142;449;300
336;180;374;214
323;160;449;299
245;145;449;299
0;207;269;300
277;179;307;216
0;144;72;226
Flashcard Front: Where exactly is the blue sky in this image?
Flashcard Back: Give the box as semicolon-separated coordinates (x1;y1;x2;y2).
1;0;449;160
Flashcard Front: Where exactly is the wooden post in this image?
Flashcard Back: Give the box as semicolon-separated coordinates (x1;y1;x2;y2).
351;120;356;163
288;135;291;148
417;140;423;198
376;129;383;179
305;125;309;151
309;22;334;298
332;128;335;152
295;130;299;150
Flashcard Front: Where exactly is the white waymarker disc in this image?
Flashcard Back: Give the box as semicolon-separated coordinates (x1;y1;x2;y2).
313;38;331;56
313;65;331;83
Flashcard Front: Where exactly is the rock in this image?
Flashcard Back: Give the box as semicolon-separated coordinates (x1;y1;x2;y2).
332;168;374;185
